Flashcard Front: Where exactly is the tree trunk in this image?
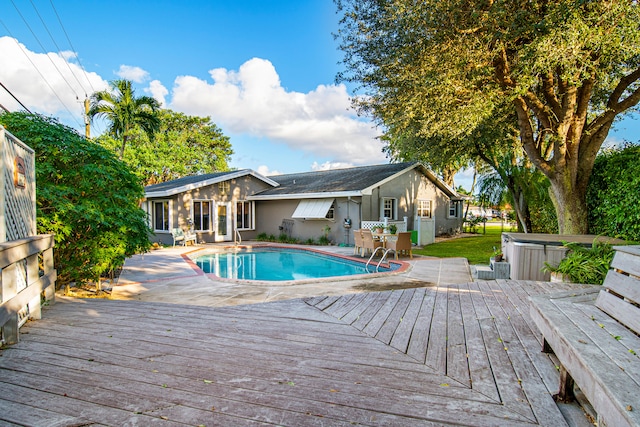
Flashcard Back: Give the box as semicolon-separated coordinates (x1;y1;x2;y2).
547;173;589;235
119;134;128;160
506;178;532;233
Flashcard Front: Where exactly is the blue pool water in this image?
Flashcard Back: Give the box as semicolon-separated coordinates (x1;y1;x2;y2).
193;248;396;281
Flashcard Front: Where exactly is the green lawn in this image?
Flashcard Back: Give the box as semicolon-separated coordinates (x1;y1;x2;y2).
414;225;504;265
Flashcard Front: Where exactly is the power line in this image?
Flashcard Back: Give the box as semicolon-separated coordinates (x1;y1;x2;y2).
9;0;80;100
49;0;96;94
29;0;88;97
0;81;33;113
0;17;83;128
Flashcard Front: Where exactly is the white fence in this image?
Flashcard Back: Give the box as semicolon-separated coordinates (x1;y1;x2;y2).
361;218;408;233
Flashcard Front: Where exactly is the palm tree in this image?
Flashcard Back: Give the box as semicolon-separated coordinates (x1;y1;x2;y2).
89;79;161;159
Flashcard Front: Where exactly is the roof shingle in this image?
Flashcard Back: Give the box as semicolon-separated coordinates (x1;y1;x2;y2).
255;162;416;196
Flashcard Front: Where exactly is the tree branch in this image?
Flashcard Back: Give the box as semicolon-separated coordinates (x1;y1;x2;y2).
541;72;562;117
608;67;640;111
513;97;551;176
587;68;640;140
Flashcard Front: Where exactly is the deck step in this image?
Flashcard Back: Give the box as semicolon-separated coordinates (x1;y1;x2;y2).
475;265;496;280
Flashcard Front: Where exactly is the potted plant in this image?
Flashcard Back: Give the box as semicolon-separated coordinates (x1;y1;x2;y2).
372;224;384;233
388;224;398;234
491;246;503;262
543;238;615;285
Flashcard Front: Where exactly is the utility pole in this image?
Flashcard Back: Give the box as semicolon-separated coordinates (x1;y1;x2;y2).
84;97;90;138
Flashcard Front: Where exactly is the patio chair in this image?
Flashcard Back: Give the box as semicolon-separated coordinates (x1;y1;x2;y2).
386;232;413;259
353;229;364;256
171;228;184;246
361;229;383;256
171;228;197;246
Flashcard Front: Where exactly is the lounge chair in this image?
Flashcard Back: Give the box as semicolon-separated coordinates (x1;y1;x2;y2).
386;232;413;259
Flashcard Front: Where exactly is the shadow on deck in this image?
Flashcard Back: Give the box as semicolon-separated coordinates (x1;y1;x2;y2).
0;280;595;426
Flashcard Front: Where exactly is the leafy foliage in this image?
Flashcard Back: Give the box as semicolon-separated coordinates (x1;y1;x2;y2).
0;112;151;287
89;79;161;159
335;0;640;234
97;109;233;186
587;144;640;242
543;240;615;285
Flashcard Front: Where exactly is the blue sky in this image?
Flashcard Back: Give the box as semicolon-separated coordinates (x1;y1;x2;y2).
0;0;638;191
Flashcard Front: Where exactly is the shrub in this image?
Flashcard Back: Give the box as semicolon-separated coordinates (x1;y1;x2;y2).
318;235;331;245
256;233;277;242
0;112;151;288
543;239;615;285
278;233;290;243
587;144;640;242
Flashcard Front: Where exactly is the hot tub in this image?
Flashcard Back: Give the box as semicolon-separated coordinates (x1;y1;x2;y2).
501;233;625;281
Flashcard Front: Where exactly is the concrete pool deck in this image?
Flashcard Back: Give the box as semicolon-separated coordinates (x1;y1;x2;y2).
111;243;473;307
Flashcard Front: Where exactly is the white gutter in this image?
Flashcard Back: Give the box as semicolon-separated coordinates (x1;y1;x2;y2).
146;170;279;198
248;190;362;201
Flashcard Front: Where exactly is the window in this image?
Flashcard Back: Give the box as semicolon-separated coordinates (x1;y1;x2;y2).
218;181;230;194
236;201;254;230
193;201;211;231
153;201;169;231
381;198;397;220
417;200;432;218
326;202;335;219
449;200;462;218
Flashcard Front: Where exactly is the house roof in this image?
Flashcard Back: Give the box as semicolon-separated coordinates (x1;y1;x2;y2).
248;162;462;200
144;169;279;198
143;162;462;201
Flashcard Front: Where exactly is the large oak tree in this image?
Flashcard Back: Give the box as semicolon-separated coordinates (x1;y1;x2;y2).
336;0;640;234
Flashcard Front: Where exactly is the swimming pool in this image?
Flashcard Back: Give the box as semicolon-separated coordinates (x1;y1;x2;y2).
193;247;399;281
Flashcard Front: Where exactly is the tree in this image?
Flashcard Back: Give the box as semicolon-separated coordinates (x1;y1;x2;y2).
89;79;161;159
478;154;557;234
0;112;151;288
335;0;640;234
97;109;234;185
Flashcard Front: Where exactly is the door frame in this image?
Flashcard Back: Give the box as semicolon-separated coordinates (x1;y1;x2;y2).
215;202;233;242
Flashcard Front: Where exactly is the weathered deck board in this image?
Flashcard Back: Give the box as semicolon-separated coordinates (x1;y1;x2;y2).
0;280;592;426
458;281;501;402
445;283;469;386
389;287;427;352
374;288;415;345
406;286;437;363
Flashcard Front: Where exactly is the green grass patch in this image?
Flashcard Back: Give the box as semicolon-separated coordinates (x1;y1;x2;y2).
414;226;503;265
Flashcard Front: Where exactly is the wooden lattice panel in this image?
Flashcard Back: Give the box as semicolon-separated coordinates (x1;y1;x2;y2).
1;126;36;242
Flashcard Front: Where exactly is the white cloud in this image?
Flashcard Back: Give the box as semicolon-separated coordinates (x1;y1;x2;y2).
146;80;168;107
116;65;149;83
257;165;282;176
0;39;385;168
0;36;107;118
311;161;354;171
170;58;385;166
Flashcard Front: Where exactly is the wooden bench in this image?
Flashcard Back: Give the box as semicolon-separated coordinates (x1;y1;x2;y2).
530;245;640;427
171;228;197;246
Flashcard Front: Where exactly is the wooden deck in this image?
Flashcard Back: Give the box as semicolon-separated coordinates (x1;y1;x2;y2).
0;280;594;426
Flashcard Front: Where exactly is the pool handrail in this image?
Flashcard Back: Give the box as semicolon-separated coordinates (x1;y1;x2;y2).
366;246;395;272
